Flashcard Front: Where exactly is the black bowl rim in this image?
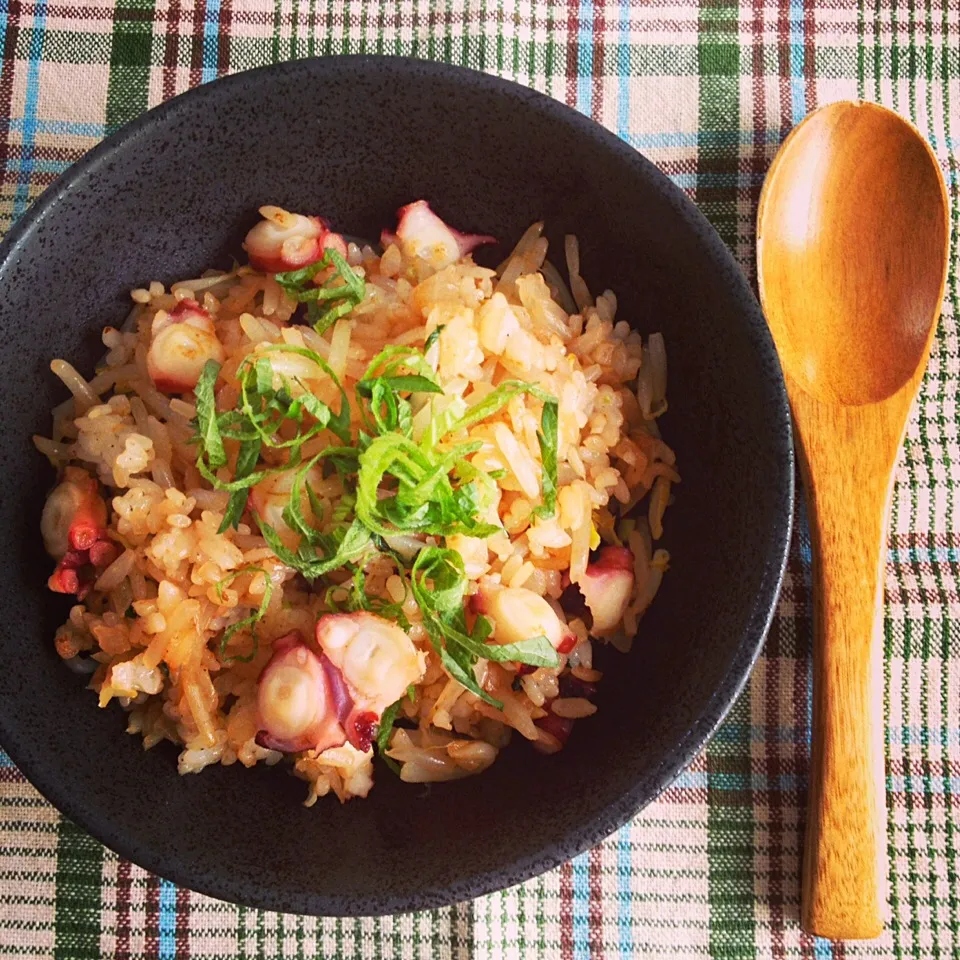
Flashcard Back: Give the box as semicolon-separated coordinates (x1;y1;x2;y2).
0;55;794;915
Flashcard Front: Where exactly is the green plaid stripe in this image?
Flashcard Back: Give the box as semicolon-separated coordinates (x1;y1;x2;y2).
0;1;958;957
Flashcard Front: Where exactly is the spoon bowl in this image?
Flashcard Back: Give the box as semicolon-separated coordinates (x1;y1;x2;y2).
758;101;948;405
758;100;949;940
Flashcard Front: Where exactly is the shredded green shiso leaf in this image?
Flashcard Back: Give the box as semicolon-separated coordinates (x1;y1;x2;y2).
192;267;562;731
214;566;273;662
275;249;366;334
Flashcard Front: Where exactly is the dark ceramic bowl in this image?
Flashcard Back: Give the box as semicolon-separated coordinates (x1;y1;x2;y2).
0;57;792;915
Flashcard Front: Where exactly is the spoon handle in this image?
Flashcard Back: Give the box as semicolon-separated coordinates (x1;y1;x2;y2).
797;403;896;940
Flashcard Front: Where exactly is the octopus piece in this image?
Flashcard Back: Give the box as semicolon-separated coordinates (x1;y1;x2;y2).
577;546;635;636
41;467;116;598
146;298;225;394
47;554;86;596
243;205;348;274
476;584;577;655
42;466;107;558
256;615;425;756
256;632;349;754
315;612;426;737
533;708;575;754
382;200;495;270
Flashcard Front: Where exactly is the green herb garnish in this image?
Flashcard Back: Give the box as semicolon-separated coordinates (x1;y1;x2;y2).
324;564;411;629
356;432;504;539
424;325;445;352
195;360;226;468
260;514;373;580
533;399;558;519
410;547;560;710
220;437;261;532
190;333;562;692
215;566;274;662
194;353;557;542
353;346;442;439
376;698;403;753
440;380;560;519
275;249;365;334
194;347;353;532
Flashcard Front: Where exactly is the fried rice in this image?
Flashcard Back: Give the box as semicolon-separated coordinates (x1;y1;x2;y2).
34;201;678;804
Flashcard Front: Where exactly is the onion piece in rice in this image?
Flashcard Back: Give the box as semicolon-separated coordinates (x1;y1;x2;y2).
539;258;578;314
95;548;136;591
564;234;593;311
50;359;100;414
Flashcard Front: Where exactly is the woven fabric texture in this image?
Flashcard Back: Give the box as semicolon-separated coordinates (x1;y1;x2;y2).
0;1;958;957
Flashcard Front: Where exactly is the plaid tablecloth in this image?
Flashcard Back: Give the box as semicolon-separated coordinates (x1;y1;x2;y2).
1;1;958;957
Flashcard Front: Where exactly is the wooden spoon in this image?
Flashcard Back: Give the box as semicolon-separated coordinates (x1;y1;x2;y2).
756;101;949;940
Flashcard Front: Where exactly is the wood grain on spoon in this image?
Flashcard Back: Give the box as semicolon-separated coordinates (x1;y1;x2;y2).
757;101;949;940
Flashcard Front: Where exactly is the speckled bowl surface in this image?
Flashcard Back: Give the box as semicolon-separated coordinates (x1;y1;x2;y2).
0;56;792;916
